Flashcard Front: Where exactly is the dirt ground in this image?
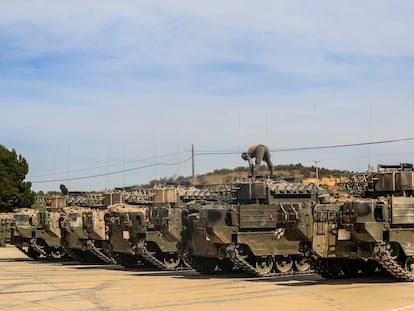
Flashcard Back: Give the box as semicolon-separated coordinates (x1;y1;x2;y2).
1;246;414;311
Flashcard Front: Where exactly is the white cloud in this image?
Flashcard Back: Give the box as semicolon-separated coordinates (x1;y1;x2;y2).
1;0;414;191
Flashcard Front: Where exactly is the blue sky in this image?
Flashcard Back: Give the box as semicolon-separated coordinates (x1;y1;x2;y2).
1;0;414;191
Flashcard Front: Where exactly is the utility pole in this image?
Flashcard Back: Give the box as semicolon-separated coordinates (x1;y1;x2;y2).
314;160;320;184
192;144;195;185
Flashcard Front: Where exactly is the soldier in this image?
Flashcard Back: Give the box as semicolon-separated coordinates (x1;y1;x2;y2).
60;184;68;195
241;144;274;177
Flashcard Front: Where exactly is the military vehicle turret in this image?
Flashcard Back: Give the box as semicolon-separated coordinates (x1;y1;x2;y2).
276;164;414;281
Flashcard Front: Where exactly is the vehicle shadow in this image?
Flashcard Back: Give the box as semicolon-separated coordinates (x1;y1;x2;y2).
1;254;404;285
267;274;400;286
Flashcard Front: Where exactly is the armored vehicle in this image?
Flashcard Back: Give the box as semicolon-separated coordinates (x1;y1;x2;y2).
276;164;414;281
104;203;182;269
11;208;69;260
62;206;112;263
62;191;158;265
145;184;243;271
58;191;118;263
155;178;323;276
104;188;188;270
0;213;14;246
337;163;414;198
103;203;148;267
59;187;186;268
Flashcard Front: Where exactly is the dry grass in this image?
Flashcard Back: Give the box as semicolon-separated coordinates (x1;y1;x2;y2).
193;171;339;191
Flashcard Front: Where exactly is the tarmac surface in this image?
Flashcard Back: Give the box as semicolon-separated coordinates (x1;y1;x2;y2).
1;246;414;311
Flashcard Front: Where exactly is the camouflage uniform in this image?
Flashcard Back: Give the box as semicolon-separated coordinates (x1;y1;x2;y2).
242;144;273;177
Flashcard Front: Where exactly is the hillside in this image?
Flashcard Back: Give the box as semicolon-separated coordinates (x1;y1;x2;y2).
144;163;352;191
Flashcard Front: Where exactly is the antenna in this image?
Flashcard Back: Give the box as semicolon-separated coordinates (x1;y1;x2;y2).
192;144;195;185
122;142;125;190
265;113;268;146
176;132;180;178
53;152;57;191
105;145;110;191
153;129;157;183
313;160;320;183
235;111;241;181
368;99;373;172
66;148;70;190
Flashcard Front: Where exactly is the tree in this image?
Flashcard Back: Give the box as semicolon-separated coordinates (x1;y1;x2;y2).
0;145;35;212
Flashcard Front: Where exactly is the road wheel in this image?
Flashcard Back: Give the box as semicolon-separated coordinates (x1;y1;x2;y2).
275;255;293;273
294;255;310;272
163;253;180;270
255;256;274;275
404;256;414;278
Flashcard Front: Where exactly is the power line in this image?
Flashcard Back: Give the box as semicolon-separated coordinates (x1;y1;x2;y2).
272;137;414;152
195;137;414;155
29;150;192;178
29;137;414;184
306;150;414;164
31;157;192;184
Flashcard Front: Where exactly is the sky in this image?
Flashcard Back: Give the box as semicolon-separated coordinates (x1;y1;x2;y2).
1;0;414;191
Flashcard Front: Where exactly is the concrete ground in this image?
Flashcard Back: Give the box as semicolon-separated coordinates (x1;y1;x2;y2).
0;246;413;311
